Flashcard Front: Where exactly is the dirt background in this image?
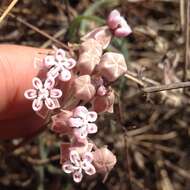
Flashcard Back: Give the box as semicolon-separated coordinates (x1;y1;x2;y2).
0;0;190;190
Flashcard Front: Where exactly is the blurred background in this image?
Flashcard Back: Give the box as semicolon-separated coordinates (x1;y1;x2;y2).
0;0;190;190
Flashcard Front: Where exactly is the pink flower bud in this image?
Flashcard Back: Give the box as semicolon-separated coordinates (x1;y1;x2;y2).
81;26;112;49
98;52;127;82
97;85;107;96
91;76;107;96
92;90;115;113
73;75;96;101
51;110;73;133
107;9;132;38
114;18;132;37
92;147;117;174
107;9;121;30
77;39;102;75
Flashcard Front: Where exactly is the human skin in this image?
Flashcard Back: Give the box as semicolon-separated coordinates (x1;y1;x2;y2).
0;45;50;139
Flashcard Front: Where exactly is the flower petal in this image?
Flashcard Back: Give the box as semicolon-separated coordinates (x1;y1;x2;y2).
45;97;57;110
24;89;37;100
87;111;97;122
55;49;65;62
50;89;62;98
44;55;56;68
107;9;121;29
73;106;88;119
97;85;107;96
114;25;132;38
70;150;81;165
84;163;96;176
68;117;83;128
84;152;93;163
108;15;121;30
87;123;98;134
32;77;43;90
74;127;88;139
59;68;71;81
64;58;76;70
47;66;60;79
62;162;74;174
73;171;83;183
44;77;55;90
32;98;43;111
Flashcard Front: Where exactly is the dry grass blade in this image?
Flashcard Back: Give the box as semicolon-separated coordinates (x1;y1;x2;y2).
180;0;185;30
133;132;177;141
0;8;69;51
183;0;190;81
0;1;190;190
0;0;19;24
157;159;174;190
164;160;190;179
143;81;190;93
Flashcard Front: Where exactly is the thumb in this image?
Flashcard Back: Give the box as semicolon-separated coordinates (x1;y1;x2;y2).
0;44;50;139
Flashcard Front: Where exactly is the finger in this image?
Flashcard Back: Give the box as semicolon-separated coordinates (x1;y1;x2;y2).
0;113;44;139
0;45;50;139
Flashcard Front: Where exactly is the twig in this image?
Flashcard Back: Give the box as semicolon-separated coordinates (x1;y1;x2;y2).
132;140;184;156
125;70;160;86
143;81;190;93
0;0;19;24
125;72;145;87
133;131;177;141
183;0;190;81
180;0;185;31
41;28;66;48
127;125;151;137
164;160;190;179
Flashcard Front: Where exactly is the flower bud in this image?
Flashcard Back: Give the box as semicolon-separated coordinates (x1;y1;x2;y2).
73;75;96;101
107;9;132;38
98;52;127;82
92;90;115;113
114;18;132;38
92;147;117;174
51;110;73;133
81;26;112;49
97;85;107;96
77;39;102;75
107;9;121;30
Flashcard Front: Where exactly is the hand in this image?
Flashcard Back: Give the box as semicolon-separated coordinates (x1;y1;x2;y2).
0;45;49;139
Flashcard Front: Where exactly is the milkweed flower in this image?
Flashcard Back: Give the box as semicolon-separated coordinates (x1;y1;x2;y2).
24;77;62;111
68;106;98;140
62;150;96;183
44;49;76;81
107;9;132;37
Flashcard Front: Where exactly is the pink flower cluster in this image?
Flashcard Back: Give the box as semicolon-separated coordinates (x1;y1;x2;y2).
24;10;131;183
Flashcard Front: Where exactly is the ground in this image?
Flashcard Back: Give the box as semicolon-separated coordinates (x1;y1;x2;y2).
0;0;190;190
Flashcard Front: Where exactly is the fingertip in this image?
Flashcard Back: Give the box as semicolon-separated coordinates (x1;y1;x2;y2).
0;45;50;119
